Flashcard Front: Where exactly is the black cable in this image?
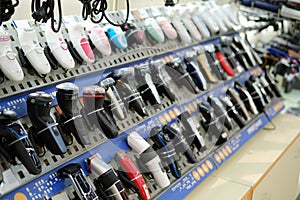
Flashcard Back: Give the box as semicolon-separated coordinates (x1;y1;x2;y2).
31;0;62;32
262;110;276;130
79;0;92;20
0;0;19;26
79;0;130;27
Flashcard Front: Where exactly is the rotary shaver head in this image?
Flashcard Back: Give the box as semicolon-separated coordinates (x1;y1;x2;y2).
27;91;67;155
83;85;106;111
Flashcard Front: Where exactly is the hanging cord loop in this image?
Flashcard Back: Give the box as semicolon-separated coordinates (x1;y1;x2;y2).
79;0;130;27
0;0;19;26
31;0;62;32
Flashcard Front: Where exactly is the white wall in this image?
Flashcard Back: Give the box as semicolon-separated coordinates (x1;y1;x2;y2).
12;0;228;20
12;1;114;20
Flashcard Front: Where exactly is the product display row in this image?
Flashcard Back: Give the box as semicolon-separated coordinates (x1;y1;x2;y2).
0;1;285;200
0;1;238;85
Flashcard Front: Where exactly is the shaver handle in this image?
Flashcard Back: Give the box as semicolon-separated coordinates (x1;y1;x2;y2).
156;84;176;102
145;156;170;188
63;114;91;146
196;53;218;83
215;51;235;76
96;110;118;138
12;137;42;175
106;87;126;120
39;121;67;154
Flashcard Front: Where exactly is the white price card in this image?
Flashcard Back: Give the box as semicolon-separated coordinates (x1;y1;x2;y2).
120;10;135;21
138;8;149;19
12;20;31;29
150;7;162;17
62;15;77;25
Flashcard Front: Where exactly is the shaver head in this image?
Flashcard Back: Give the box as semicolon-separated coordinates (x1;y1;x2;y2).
111;68;134;81
198;101;215;122
27;91;52;105
56;82;79;111
100;77;116;88
56;82;79;97
135;63;150;77
121;23;144;46
127;132;151;155
83;85;106;109
0;110;18;125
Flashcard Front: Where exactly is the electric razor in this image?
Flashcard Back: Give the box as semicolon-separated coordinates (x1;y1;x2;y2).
178;111;206;151
0;30;24;81
135;63;161;105
0;110;42;175
198;101;227;145
165;57;200;94
150;126;181;179
99;78;127;120
82;85;118;138
111;68;148;117
162;124;198;163
27;91;67;155
56;82;91;146
149;59;176;102
18;28;51;76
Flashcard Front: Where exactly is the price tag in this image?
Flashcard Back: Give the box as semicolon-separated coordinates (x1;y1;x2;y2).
133;9;142;20
12;20;31;29
120;10;134;21
138;8;149;19
150;7;162;17
62;15;77;25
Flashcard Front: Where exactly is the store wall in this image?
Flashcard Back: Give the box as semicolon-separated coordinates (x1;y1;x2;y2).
12;0;231;20
12;0;213;20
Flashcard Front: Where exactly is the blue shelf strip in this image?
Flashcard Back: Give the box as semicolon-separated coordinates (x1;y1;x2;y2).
156;157;216;200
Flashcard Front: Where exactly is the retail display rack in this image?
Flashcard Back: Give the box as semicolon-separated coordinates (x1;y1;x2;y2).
0;4;284;200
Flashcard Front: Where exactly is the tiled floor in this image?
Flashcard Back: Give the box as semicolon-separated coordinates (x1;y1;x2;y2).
281;88;300;115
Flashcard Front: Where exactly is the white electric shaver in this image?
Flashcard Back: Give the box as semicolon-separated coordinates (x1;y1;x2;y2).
198;6;220;35
156;16;178;40
172;18;192;43
103;24;128;50
221;4;240;26
86;24;112;56
127;132;170;188
0;31;24;81
45;27;75;70
67;23;95;64
144;18;165;43
180;9;202;41
189;7;211;38
18;28;51;75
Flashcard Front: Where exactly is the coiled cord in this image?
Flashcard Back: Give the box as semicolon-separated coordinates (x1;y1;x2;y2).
79;0;130;26
31;0;62;32
0;0;19;26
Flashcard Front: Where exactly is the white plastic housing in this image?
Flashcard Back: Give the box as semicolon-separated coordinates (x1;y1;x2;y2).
156;16;178;40
18;28;51;75
68;23;95;63
0;31;24;81
45;27;75;69
86;24;111;56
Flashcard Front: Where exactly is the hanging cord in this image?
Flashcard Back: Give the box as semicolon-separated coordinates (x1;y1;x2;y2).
79;0;130;26
79;0;92;20
31;0;62;33
0;0;19;26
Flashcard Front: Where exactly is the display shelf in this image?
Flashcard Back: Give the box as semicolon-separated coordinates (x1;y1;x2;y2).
184;114;300;200
0;104;180;199
155;157;217;200
154;98;284;199
0;33;234;118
